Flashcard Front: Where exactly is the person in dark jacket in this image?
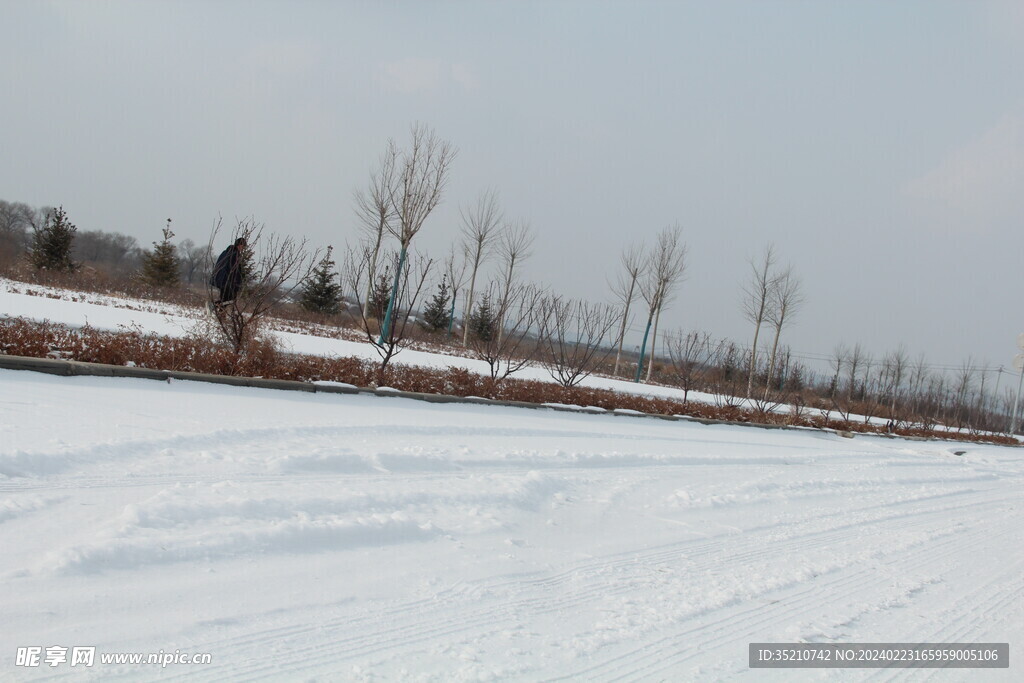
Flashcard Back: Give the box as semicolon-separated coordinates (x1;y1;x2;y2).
210;237;247;305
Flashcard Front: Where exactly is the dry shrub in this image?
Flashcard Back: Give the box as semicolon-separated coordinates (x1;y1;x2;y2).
2;261;207;309
0;316;1017;447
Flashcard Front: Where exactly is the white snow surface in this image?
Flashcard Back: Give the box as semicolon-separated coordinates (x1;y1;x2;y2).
0;277;728;406
1;369;1022;681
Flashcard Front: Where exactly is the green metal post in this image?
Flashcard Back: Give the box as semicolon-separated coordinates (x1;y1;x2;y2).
378;245;407;345
634;316;653;382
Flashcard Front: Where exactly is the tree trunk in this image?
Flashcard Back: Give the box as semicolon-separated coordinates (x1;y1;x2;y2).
461;261;480;346
379;244;407;344
763;324;782;401
634;310;655;382
645;304;663;383
497;259;515;346
362;232;383;319
613;280;635;377
747;320;763;399
447;291;458;338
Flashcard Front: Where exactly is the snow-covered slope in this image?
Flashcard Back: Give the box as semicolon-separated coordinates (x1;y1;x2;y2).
0;277;727;406
1;369;1021;680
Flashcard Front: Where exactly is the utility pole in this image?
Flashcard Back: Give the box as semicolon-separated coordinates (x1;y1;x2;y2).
1013;333;1024;434
1012;361;1024;434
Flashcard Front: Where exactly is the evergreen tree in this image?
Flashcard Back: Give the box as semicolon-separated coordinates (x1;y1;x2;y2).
720;343;739;381
786;362;806;393
140;219;181;288
421;275;452;332
468;294;497;342
29;206;77;272
368;265;392;322
300;246;343;314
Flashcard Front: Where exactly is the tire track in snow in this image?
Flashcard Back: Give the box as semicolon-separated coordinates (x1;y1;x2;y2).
176;488;1011;679
901;559;1024;683
593;521;1019;682
0;418;821;481
166;485;1019;681
556;505;1011;680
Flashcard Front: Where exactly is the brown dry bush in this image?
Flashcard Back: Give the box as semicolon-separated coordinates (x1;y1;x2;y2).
0;316;1017;447
3;261;207;309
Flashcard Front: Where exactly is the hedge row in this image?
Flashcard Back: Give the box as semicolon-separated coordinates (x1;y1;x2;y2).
0;316;1017;446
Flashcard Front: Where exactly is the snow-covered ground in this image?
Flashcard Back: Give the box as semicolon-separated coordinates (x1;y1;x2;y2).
0;278;1002;433
0;277;727;407
3;278;1023;680
1;368;1022;681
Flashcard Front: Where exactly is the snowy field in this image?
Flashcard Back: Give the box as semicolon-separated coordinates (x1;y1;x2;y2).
1;368;1022;681
2;278;1023;680
0;277;727;407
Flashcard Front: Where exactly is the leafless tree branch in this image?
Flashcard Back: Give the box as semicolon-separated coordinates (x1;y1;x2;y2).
536;296;619;388
459;188;503;345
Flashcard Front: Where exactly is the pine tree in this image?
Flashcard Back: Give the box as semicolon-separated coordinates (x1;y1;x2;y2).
721;343;738;381
786;363;806;393
29;206;77;272
368;266;392;322
300;246;343;314
421;275;451;332
468;294;497;342
140;219;181;288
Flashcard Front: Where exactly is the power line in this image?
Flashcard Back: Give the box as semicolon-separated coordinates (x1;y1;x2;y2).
408;282;1023;379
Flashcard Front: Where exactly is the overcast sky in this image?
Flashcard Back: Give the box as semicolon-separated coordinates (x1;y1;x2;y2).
3;0;1024;378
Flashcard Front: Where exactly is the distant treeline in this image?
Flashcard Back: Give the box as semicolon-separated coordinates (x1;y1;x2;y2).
0;199;210;284
1;195;1019;439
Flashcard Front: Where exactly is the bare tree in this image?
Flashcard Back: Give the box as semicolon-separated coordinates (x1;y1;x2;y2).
742;245;778;398
783;353;811;422
69;229;143;275
951;358;976;431
752;344;790;416
610;243;644;377
26;205;55;233
205;217;319;355
859;354;879;426
71;230;107;263
378;123;456;340
0;200;33;264
110;233;144;272
825;343;848;421
354;140;399;318
970;364;992;435
666;329;714;404
879;345;910;427
178;238;211;285
999;386;1019;434
845;342;866;401
495;219;535;344
0;200;34;240
762;266;803;400
468;281;543;381
906;353;930;426
342;243;434;373
921;374;947;432
990;365;1006;427
459;189;503;345
710;340;747;408
536;296;619;388
179;238;197;283
442;244;469;338
636;224;687;382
